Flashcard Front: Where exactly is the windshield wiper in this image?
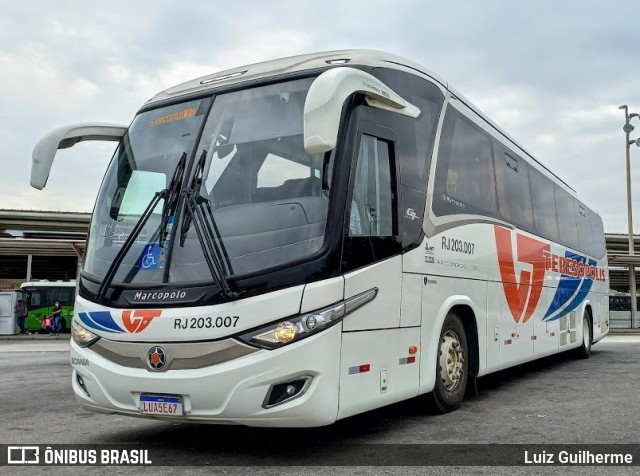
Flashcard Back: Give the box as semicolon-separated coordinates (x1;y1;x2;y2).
179;149;206;247
180;160;236;297
95;154;187;301
183;192;236;298
159;152;187;246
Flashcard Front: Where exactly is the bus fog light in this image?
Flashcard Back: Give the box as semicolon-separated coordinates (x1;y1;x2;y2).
263;377;312;408
76;372;90;397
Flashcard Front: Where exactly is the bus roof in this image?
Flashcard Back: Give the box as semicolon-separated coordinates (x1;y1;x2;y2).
146;49;447;105
146;49;591;212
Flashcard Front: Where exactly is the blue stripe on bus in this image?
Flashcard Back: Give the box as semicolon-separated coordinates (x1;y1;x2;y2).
78;311;124;333
543;254;595;322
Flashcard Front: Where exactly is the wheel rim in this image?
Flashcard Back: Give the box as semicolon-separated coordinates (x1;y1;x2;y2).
583;318;590;347
439;330;464;391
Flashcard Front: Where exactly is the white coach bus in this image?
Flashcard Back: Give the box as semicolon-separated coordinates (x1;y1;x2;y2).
31;50;608;426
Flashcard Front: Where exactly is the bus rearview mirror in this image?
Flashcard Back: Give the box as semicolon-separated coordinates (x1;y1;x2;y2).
31;123;127;190
303;67;421;155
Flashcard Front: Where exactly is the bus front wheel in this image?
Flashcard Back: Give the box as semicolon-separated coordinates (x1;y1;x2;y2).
429;312;468;413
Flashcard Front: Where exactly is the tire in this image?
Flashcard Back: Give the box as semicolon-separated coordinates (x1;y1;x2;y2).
577;311;592;359
429;312;468;413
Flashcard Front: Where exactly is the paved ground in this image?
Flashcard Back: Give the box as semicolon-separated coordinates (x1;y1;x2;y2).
0;335;638;475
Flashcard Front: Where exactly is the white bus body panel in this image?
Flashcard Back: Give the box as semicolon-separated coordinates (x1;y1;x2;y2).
594;294;610;341
338;256;418;419
400;272;422;328
74;285;305;342
71;277;352;427
337;327;420;420
405;220;608;384
342;256;402;331
71;324;342;427
300;276;344;313
420;274;487;393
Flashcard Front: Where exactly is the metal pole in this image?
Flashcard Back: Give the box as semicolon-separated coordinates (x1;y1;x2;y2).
622;106;638;328
26;254;32;282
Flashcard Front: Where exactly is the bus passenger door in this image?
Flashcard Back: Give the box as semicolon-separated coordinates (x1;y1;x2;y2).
339;127;418;419
341;127;402;331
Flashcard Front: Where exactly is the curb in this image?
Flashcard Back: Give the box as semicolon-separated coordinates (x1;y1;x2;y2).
0;335;71;341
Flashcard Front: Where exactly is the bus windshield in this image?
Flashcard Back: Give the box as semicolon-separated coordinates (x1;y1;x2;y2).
84;77;329;286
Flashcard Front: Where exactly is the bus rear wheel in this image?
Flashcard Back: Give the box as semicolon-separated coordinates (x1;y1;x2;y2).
429;312;468;413
576;311;592;359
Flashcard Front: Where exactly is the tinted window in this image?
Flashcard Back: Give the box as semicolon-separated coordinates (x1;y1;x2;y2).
589;211;606;258
349;135;394;236
530;169;559;241
433;109;496;217
257;153;313;188
49;287;75;305
23;286;74;307
609;296;640;311
555;187;579;250
494;148;534;230
372;68;444;191
529;169;560;241
575;203;592;254
610;296;629;311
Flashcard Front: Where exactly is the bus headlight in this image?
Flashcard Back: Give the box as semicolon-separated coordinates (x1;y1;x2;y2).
238;287;378;350
72;322;100;348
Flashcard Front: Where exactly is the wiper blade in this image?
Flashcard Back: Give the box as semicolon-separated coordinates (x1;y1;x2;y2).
179;149;206;247
160;152;187;246
182;190;237;298
179;149;237;297
96;190;166;301
96;154;187;301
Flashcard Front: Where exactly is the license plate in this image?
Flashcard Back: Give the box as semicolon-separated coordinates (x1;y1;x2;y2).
139;394;183;416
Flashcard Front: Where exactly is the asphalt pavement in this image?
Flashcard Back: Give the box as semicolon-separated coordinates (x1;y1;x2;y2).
0;334;639;475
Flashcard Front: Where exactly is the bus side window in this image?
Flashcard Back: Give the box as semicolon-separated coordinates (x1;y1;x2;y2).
575;203;592;255
555;186;579;250
530;168;560;241
494;149;535;231
432;108;497;217
589;211;606;258
348;135;394;237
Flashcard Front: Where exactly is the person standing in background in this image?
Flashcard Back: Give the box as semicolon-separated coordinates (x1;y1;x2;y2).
51;301;63;336
14;299;27;334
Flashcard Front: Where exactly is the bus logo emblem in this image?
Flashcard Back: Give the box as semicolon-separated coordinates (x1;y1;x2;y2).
405;208;420;221
494;226;549;324
122;310;163;333
147;346;167;371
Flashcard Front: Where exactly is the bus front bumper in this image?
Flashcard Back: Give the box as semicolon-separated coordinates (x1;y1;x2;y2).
70;325;341;427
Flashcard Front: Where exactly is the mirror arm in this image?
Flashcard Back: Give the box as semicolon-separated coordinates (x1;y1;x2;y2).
31;123;127;190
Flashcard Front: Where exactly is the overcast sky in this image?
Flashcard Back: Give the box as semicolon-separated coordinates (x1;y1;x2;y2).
1;1;639;233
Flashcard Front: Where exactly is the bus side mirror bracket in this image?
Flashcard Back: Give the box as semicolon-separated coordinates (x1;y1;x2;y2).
303;67;420;155
31;123;127;190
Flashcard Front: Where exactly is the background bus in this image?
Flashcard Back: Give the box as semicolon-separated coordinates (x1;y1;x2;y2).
20;281;76;333
609;292;638;329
